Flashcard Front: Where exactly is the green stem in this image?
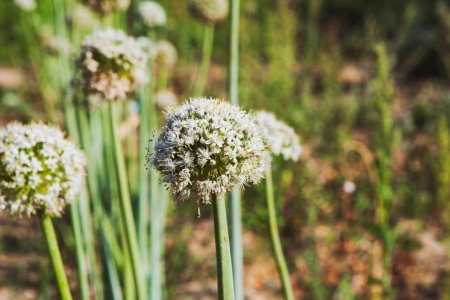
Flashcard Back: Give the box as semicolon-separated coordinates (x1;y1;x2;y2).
194;24;215;96
149;99;164;299
138;87;150;278
213;195;235;300
70;204;90;300
108;102;145;300
265;169;295;300
228;0;243;299
40;215;73;300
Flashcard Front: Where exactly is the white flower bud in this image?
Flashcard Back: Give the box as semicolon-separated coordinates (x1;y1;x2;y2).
189;0;228;23
139;1;167;28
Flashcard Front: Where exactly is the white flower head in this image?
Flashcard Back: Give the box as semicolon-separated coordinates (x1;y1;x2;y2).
150;97;269;204
139;1;167;28
254;111;302;161
81;0;130;14
153;40;177;69
343;180;356;194
70;5;96;29
155;90;177;109
189;0;228;23
0;123;86;217
76;28;149;102
15;0;36;11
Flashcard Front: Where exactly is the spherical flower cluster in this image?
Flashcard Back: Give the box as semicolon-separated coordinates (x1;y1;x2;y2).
76;28;149;101
155;90;177;109
150;97;269;204
153;40;177;69
189;0;228;23
70;5;96;30
139;1;166;28
254;111;302;161
0;123;86;217
81;0;130;15
15;0;36;11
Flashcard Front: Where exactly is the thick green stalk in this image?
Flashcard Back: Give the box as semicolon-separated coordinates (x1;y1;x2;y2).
194;24;215;96
228;0;243;298
76;107;105;300
265;169;295;300
102;236;124;300
213;195;235;300
138;87;150;278
70;202;90;300
63;93;91;300
149;96;164;299
108;103;146;300
40;215;73;300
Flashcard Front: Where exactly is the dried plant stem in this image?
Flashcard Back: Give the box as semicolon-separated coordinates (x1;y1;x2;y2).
213;195;235;300
265;169;295;300
108;102;145;300
40;215;73;300
194;24;215;96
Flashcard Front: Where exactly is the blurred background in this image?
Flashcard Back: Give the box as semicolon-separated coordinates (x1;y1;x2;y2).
1;0;450;299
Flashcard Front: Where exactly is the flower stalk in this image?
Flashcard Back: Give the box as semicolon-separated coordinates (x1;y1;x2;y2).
228;0;244;298
108;102;146;300
265;169;295;300
40;215;73;300
194;24;215;96
213;195;235;300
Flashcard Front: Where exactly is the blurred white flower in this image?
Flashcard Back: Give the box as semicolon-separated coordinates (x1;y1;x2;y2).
155;90;177;109
14;0;36;11
139;1;166;28
343;180;356;194
189;0;228;23
76;28;149;102
0;123;86;217
70;5;95;29
150;97;269;204
153;40;177;69
253;111;302;161
81;0;130;14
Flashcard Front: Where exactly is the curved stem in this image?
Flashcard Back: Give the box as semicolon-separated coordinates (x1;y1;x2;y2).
265;169;295;300
40;215;73;300
108;103;145;300
213;195;235;300
194;24;215;96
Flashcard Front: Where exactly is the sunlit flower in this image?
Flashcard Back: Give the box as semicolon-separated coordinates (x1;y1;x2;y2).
150;97;269;204
81;0;130;15
139;1;166;28
14;0;36;11
189;0;228;23
155;90;177;109
76;28;148;102
153;40;177;69
0;123;86;217
253;111;302;161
